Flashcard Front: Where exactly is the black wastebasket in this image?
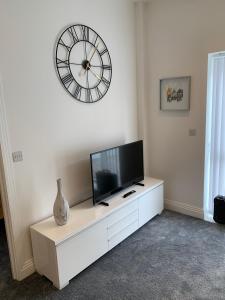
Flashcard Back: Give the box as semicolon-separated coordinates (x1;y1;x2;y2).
214;195;225;224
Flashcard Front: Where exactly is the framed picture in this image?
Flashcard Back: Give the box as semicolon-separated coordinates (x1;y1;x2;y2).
160;76;191;111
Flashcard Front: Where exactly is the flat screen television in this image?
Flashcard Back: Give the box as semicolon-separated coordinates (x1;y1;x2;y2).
90;140;144;205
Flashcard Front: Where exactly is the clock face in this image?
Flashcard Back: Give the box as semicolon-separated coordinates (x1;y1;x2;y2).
55;24;112;103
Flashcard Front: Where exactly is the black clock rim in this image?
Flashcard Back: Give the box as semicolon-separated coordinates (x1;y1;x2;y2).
55;24;112;104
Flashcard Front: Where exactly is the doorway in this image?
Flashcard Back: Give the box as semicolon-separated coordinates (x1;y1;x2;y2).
0;183;12;283
0;144;18;281
0;77;18;281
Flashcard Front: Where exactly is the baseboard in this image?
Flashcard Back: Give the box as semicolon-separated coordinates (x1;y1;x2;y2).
204;212;214;223
19;258;35;280
165;199;203;219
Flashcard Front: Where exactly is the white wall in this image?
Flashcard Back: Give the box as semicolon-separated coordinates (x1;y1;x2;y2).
0;0;138;279
145;0;225;216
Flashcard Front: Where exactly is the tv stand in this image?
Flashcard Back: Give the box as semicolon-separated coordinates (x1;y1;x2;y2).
30;177;164;290
133;182;145;187
99;201;109;207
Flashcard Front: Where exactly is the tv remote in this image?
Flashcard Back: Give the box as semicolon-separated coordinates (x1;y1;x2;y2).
123;190;136;198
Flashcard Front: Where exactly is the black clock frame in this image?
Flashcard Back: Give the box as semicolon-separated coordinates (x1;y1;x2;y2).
55;24;112;104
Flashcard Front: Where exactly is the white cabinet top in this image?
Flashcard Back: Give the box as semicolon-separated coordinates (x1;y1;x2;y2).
30;177;163;245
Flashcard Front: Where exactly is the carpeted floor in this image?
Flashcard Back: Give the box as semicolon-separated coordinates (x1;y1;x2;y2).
1;211;225;300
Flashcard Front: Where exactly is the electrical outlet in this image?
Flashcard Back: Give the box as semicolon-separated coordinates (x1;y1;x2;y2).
12;151;23;163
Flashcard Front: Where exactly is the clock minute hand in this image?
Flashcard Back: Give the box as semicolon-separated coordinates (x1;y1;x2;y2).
89;68;101;81
69;62;82;66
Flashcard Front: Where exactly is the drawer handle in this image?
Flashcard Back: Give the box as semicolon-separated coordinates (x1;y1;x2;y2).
108;219;138;241
107;209;138;229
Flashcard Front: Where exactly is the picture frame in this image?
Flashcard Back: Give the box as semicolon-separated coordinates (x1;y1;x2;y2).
160;76;191;111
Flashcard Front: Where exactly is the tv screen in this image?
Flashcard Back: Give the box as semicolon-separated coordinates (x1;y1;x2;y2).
90;140;144;205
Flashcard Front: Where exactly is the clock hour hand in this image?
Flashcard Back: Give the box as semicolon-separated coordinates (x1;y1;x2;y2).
88;43;99;63
79;68;86;77
89;68;101;81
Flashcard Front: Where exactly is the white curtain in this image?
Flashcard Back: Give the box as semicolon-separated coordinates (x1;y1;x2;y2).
205;54;225;220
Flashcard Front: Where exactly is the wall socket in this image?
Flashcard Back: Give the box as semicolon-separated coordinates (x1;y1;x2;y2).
12;151;23;163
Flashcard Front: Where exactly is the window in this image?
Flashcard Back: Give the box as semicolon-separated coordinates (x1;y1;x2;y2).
204;52;225;221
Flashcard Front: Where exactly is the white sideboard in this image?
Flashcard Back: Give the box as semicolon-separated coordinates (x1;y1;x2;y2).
30;177;164;289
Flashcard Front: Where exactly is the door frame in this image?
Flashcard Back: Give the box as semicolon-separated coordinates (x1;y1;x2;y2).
0;74;19;279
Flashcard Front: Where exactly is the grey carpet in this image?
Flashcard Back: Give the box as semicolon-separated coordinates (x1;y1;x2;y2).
1;211;225;300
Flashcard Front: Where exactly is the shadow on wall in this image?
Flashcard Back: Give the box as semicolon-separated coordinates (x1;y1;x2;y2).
57;138;126;207
159;110;190;118
63;158;92;205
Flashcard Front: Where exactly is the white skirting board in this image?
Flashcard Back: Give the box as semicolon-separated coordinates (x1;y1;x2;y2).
164;199;203;220
204;213;214;223
20;258;35;280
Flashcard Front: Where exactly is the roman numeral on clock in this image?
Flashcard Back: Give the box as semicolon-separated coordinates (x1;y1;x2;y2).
93;34;98;46
59;39;71;52
68;26;79;44
81;25;89;41
102;77;110;87
62;73;74;86
95;86;102;99
56;58;69;69
86;89;92;102
102;65;112;71
99;48;107;56
74;84;82;99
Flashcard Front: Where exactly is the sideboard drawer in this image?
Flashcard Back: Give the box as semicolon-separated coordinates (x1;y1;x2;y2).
107;209;138;239
108;219;138;250
107;199;138;228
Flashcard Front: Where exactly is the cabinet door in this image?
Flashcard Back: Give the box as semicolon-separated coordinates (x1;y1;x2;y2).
57;219;108;284
139;185;163;227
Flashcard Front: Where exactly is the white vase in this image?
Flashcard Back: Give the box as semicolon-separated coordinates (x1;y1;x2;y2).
53;178;69;226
